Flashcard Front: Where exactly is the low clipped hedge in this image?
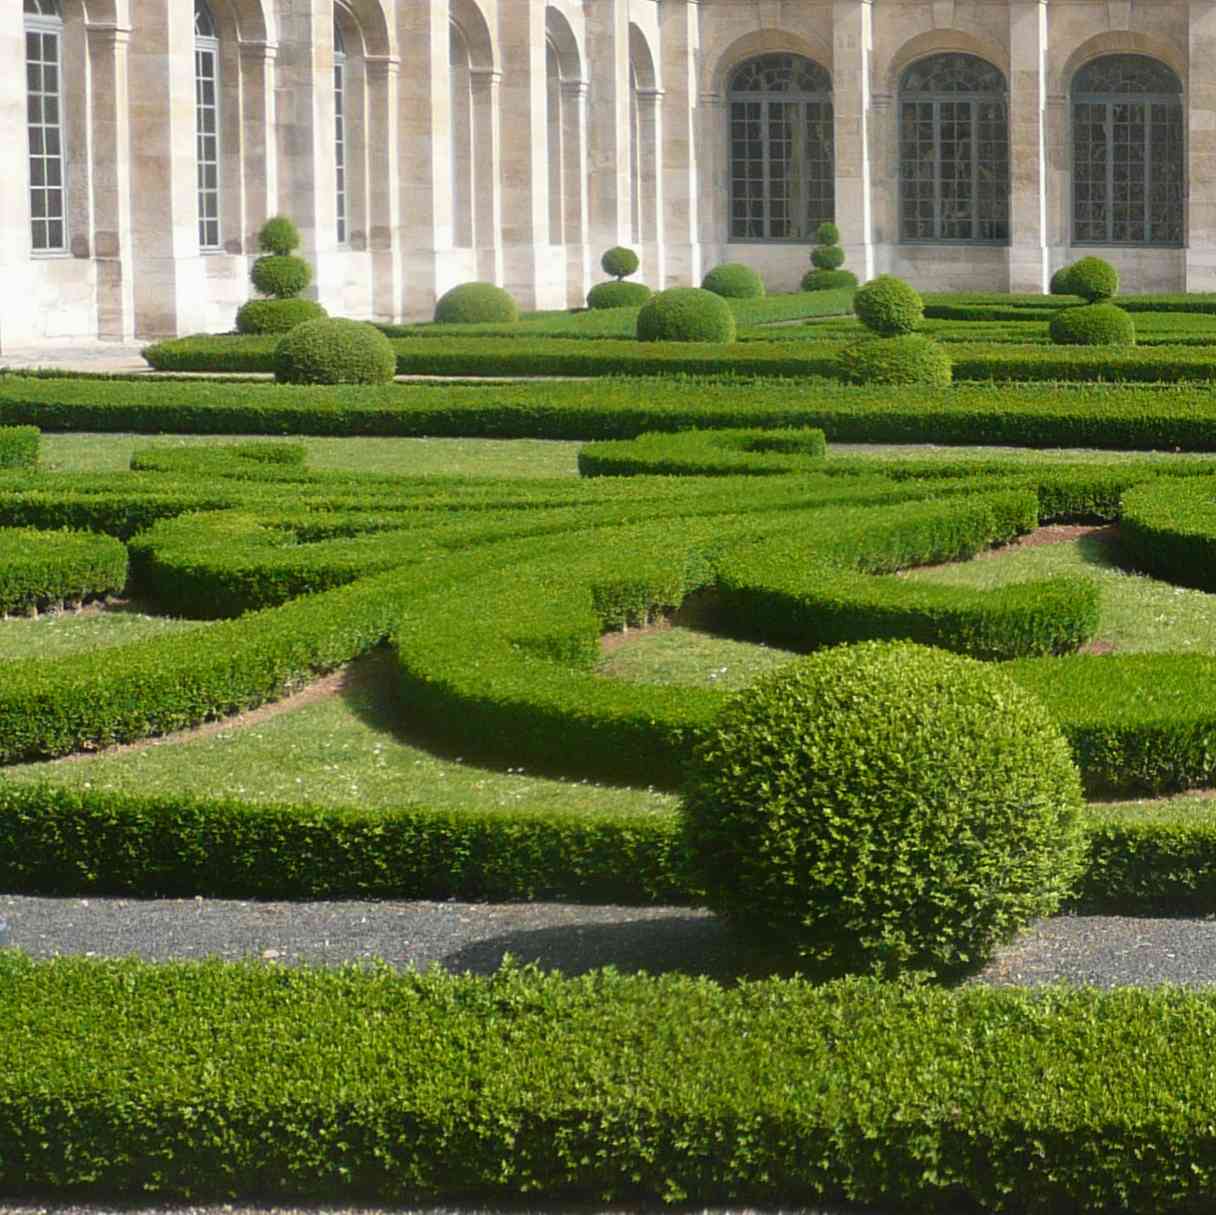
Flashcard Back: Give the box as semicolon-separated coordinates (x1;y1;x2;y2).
433;283;519;324
1049;302;1136;347
836;334;952;386
235;298;327;335
701;263;765;299
1120;478;1216;592
0;425;38;468
0;528;127;615
637;288;737;343
586;281;652;310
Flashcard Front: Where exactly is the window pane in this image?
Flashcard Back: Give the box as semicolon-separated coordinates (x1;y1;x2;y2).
25;16;65;252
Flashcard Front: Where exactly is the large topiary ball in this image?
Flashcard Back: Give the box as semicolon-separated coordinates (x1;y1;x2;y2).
586;281;653;310
810;245;846;271
636;287;736;343
235;298;327;335
1048;302;1136;347
681;640;1086;978
601;246;640;280
801;268;859;292
852;274;924;335
1066;256;1119;303
273;318;397;385
1049;264;1077;296
251;255;312;300
433;282;520;325
701;262;765;300
836;334;952;387
258;215;302;256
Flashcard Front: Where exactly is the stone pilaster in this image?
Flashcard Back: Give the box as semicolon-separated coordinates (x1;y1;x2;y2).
697;91;725;275
365;55;401;321
0;5;30;348
1008;0;1049;292
833;0;875;281
1188;0;1216;288
470;68;504;285
238;40;278;251
659;0;702;285
585;0;632;256
638;86;666;285
562;79;591;306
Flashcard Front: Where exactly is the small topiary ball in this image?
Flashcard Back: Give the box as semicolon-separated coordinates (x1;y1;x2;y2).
235;298;327;335
586;281;653;310
273;317;397;385
701;262;765;300
1066;256;1119;303
681;639;1086;978
1049;264;1077;296
1048;302;1136;347
636;287;736;343
801;268;859;292
251;255;313;300
258;215;302;256
815;221;841;245
601;246;640;280
810;245;846;271
836;334;953;387
852;274;924;335
433;282;520;324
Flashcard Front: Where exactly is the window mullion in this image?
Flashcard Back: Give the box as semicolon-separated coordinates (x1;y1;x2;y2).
761;99;771;240
969;99;979;240
1143;101;1152;243
1105;102;1115;244
932;100;942;240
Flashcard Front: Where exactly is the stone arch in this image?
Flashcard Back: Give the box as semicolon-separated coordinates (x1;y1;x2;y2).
884;30;1008;97
1056;31;1186;95
450;0;494;73
629;22;657;91
337;0;393;59
545;0;583;79
705;28;832;98
206;0;271;44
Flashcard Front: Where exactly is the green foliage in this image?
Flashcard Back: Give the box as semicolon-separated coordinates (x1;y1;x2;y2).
811;244;845;270
801;268;858;292
852;275;924;335
0;528;127;615
1121;478;1216;592
250;254;312;300
1068;256;1120;303
701;263;765;300
1049;302;1136;347
235;298;327;335
273;318;397;385
1050;265;1077;295
837;334;953;387
433;282;520;325
636;287;737;343
257;215;301;256
600;246;640;279
815;221;840;244
585;281;652;310
0;425;39;468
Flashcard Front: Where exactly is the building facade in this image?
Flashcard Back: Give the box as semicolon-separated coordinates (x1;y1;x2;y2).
2;0;1210;346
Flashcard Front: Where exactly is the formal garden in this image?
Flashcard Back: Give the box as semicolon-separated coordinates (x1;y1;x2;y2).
9;228;1216;1209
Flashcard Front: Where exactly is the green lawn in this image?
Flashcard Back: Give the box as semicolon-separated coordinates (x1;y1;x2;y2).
0;601;200;662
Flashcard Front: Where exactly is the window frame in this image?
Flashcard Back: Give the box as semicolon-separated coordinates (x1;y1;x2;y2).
194;0;222;251
334;16;349;246
24;0;69;256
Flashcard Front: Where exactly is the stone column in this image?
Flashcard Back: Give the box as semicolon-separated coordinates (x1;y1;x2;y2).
238;39;278;251
365;55;401;321
659;0;702;285
0;6;30;348
87;21;135;340
697;91;725;277
1189;0;1216;288
562;79;591;306
1044;92;1069;262
638;86;665;284
833;0;875;281
584;0;632;257
1008;0;1049;292
470;68;504;285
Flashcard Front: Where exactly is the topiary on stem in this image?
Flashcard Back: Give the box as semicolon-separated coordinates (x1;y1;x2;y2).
601;247;640;281
237;214;322;334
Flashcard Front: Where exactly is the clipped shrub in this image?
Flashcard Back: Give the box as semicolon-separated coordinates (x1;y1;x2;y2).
852;275;923;335
801;268;859;292
809;221;849;278
836;334;952;387
600;247;640;280
257;215;302;257
1050;264;1077;296
682;639;1087;977
815;221;841;244
0;528;127;616
811;245;845;271
273;318;397;385
586;281;652;310
235;298;327;335
250;255;312;301
701;263;765;300
636;287;736;344
434;282;520;325
1068;256;1119;303
1049;302;1136;347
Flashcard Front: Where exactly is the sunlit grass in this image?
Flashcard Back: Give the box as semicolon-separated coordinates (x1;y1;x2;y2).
0;601;200;663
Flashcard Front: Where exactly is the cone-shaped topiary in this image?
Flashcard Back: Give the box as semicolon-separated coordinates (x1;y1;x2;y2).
636;287;736;343
433;282;520;324
836;333;953;387
236;298;327;334
681;639;1086;978
586;281;653;310
852;274;924;335
273;318;397;384
1049;301;1136;346
1066;256;1119;303
600;247;640;280
701;262;765;299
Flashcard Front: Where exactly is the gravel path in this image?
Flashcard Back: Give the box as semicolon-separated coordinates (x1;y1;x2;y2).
5;894;1216;987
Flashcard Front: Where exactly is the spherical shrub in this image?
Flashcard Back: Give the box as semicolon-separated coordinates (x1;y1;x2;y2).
273;318;397;385
701;262;765;300
601;246;640;280
1048;302;1136;346
258;215;301;256
235;298;327;335
433;282;520;325
636;287;736;343
810;245;846;271
1067;255;1119;303
1049;264;1077;296
815;221;841;245
586;280;652;310
801;268;859;292
836;334;952;387
681;639;1086;977
251;255;312;300
852;274;924;335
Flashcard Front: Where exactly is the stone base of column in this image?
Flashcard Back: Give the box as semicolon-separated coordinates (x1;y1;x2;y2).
96;258;136;341
371;248;402;323
502;244;568;312
1187;250;1216;292
566;243;592;309
133;256;213;339
1008;245;1049;294
841;242;875;284
640;242;664;290
659;242;703;289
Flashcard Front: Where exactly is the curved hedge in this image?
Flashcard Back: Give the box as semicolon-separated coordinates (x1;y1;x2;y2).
0;527;127;615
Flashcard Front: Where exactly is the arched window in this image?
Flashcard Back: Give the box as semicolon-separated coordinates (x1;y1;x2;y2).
194;0;220;249
24;0;66;252
334;17;348;244
1071;55;1183;245
728;54;834;241
899;53;1009;242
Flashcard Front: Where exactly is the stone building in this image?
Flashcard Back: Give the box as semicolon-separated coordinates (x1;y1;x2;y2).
1;0;1208;345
